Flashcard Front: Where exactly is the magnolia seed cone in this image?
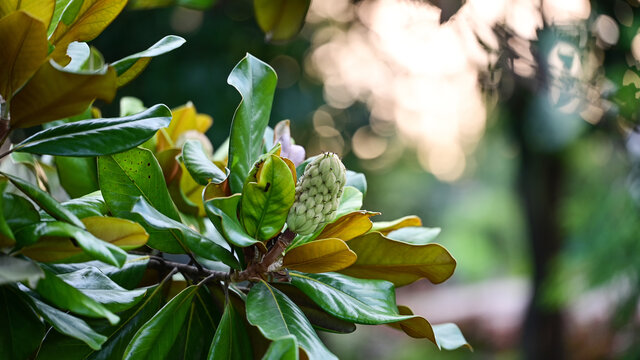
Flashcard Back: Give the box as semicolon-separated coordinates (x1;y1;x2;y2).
287;152;347;235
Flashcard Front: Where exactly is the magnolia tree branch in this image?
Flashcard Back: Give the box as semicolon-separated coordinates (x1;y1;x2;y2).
146;229;297;286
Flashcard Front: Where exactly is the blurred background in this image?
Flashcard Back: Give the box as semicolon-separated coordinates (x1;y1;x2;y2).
93;0;640;358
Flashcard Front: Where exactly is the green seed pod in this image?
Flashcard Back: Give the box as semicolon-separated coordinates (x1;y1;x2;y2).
287;152;347;235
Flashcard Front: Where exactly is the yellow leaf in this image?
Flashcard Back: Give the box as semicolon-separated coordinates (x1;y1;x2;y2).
283;238;356;273
280;156;297;184
21;216;148;262
203;180;231;200
0;11;48;101
339;232;456;287
156;103;213;152
386;305;436;341
49;0;127;61
10;61;116;128
370;215;422;235
0;0;54;29
317;210;380;241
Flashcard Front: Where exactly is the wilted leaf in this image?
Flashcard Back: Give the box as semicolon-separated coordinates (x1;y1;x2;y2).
283;238;356;273
246;280;337;360
227;54;277;193
254;0;310;42
339;232;456;286
10;60;117;128
0;11;48;101
317;211;379;241
241;154;295;241
14;104;171;156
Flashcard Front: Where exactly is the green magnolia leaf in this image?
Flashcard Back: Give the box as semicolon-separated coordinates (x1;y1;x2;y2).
55;156;100;198
33;268;120;325
205;195;261;248
57;267;149;313
432;323;472;351
111;35;186;87
98;147;183;253
16;221;127;267
339;232;456;287
288;272;415;325
2;172;84;228
241;154;295;241
14;104;172;156
207;301;253;359
254;0;310;42
334;186;363;220
0;179;15;244
261;335;298;360
61;191;108;218
169;288;218;359
128;0;217;10
345;170;367;196
227;53;278;193
386;226;441;245
123;285;199;360
246;280;337;360
0;255;44;285
0;286;45;360
20;289;107;350
48;254;149;289
2;193;40;234
183;139;228;185
131;198;240;269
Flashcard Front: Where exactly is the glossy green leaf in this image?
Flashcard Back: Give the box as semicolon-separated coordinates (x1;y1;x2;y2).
339;232;456;287
289;272;414;325
254;0;310;42
17;221;127;267
207;301;253;360
227;53;277;193
55;156;100;198
98;147;183;253
169;288;218;359
246;280;337;360
2;193;40;233
21;289;107;350
205;195;260;248
49;254;149;289
131;198;240;269
47;0;83;37
2;172;84;228
0;180;14;244
0;286;45;360
123;285;199;360
61;191;108;218
0;255;44;285
111;35;186;87
241;154;295;241
57;267;149;313
33;268;119;324
333;186;363;220
261;335;298;360
14;104;172;156
183;139;228;185
387;226;441;245
345;170;367;196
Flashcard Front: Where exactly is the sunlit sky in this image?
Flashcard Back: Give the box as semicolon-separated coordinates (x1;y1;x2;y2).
305;0;592;181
